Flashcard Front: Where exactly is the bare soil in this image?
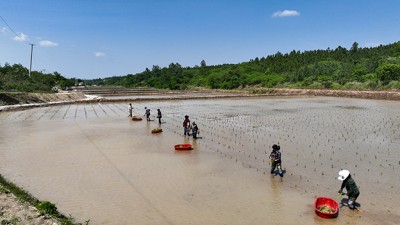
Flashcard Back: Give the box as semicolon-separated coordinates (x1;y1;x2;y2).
0;186;61;225
0;92;86;106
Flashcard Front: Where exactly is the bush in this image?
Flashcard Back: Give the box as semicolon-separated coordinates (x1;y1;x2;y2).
308;82;324;89
37;201;58;215
362;73;378;82
330;82;342;89
301;77;315;87
377;63;400;84
342;82;364;90
361;80;382;90
386;81;400;90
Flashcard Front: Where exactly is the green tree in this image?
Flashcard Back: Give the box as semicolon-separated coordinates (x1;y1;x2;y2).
350;42;359;53
377;63;400;84
200;60;206;67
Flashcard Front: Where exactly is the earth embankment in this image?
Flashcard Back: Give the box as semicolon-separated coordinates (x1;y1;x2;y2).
271;88;400;100
1;88;400;111
0;92;86;106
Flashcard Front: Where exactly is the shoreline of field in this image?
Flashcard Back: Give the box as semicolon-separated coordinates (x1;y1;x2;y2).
1;88;400;113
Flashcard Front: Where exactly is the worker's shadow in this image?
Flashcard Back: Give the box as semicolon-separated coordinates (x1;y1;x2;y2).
339;198;361;209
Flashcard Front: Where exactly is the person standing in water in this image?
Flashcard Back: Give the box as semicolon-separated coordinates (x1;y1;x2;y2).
192;121;199;139
269;144;283;177
144;107;151;121
338;170;360;210
128;103;133;117
183;115;190;136
157;109;162;124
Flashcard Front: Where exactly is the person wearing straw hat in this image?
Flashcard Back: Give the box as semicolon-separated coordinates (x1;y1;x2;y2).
269;144;283;177
338;170;360;209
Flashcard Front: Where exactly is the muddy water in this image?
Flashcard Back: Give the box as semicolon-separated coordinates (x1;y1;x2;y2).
0;97;399;225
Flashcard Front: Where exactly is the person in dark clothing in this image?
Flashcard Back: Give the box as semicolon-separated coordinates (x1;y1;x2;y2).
338;170;360;209
144;107;151;121
157;109;162;124
192;121;199;139
183;115;190;136
269;144;283;177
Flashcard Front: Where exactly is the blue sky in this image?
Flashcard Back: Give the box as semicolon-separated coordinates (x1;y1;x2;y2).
1;0;400;79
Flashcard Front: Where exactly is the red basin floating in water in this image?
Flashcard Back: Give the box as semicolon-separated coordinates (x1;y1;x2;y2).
314;197;339;219
174;144;193;151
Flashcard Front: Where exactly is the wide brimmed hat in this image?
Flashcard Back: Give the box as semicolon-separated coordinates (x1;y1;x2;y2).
338;170;350;181
272;144;280;150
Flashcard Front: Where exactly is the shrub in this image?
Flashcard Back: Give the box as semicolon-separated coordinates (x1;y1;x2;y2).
330;82;342;89
308;82;324;89
386;81;400;90
37;201;58;215
360;80;382;90
342;82;364;90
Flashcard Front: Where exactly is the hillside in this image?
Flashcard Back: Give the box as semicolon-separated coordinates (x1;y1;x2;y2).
90;41;400;91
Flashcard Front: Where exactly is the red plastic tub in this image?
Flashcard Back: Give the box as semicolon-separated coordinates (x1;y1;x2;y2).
174;144;193;151
314;197;339;219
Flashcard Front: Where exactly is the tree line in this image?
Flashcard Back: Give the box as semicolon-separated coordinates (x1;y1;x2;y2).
0;63;76;92
92;41;400;91
2;41;400;93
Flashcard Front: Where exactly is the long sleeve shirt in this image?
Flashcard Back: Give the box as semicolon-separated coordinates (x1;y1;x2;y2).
340;176;359;196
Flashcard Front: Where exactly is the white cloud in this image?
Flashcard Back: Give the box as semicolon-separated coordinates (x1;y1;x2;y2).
1;27;7;33
94;51;106;57
13;32;29;42
272;10;300;18
39;40;59;47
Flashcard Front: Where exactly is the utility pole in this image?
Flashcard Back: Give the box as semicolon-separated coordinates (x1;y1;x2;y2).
29;44;34;77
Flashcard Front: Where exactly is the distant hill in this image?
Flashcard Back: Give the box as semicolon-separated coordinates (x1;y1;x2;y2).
88;41;400;91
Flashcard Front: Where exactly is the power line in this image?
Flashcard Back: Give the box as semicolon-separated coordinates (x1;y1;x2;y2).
0;15;32;45
1;15;35;76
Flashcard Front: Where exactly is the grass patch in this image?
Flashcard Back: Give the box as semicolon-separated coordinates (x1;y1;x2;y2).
0;174;82;225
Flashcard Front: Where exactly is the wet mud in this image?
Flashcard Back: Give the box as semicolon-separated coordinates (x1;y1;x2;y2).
0;97;399;225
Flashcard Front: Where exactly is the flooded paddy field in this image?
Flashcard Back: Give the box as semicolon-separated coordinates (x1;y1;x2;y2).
0;96;399;225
